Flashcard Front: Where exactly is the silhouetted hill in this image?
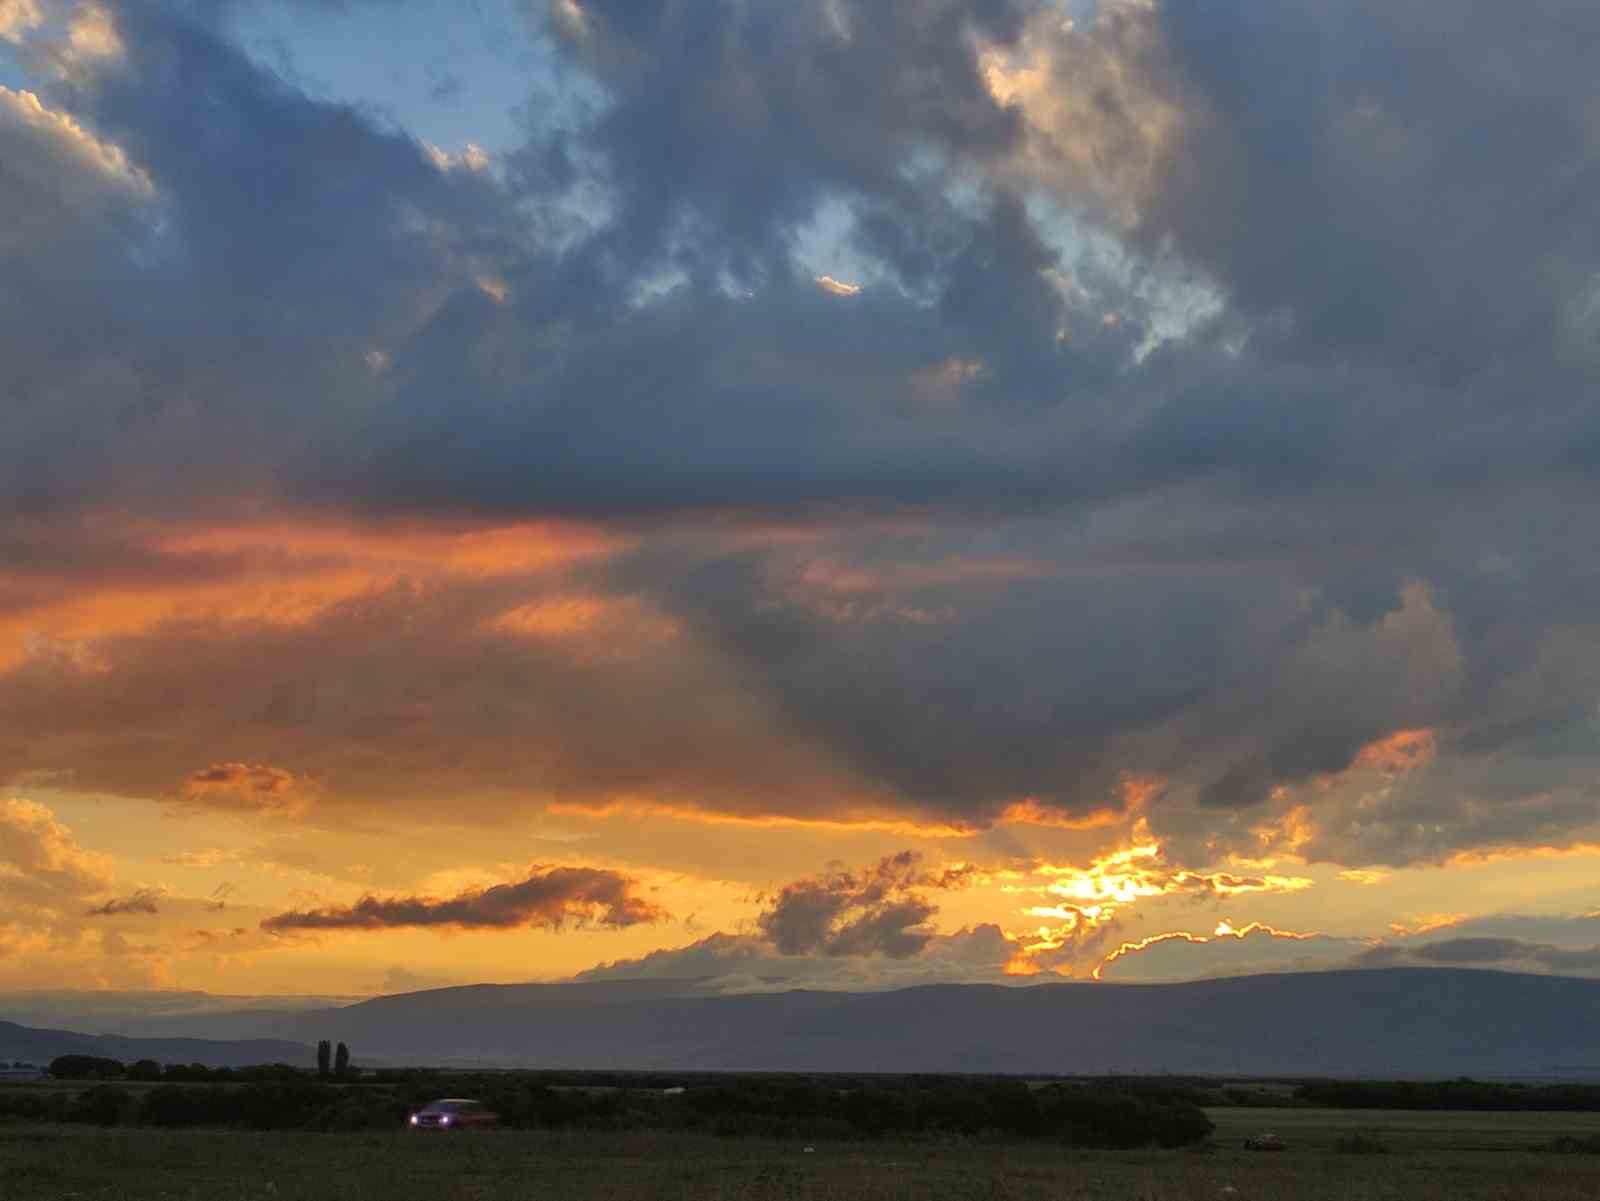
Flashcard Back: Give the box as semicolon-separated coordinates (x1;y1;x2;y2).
0;1020;314;1070
229;969;1600;1077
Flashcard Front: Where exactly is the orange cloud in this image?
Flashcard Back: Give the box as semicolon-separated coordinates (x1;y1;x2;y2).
996;772;1163;835
180;762;310;815
161;517;626;578
1352;727;1437;773
1388;912;1470;937
814;274;861;297
1339;868;1389;885
996;821;1316;977
0;516;629;669
1445;842;1600;868
995;799;1124;831
549;793;1148;840
1032;823;1314;908
488;595;683;643
546;799;984;840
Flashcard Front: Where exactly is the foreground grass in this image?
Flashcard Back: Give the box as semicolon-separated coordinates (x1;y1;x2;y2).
7;1112;1600;1201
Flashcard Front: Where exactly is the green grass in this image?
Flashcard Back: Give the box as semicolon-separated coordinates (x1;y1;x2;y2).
1207;1104;1600;1151
7;1111;1600;1200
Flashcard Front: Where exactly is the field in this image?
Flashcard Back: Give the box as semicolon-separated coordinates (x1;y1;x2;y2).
7;1109;1600;1201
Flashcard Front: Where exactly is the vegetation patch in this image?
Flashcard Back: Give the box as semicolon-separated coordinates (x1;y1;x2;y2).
1545;1134;1600;1154
1334;1132;1388;1154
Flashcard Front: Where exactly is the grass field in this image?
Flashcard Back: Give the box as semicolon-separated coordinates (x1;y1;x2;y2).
6;1110;1600;1201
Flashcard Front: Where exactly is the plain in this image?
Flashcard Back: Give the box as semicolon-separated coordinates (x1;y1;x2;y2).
7;1107;1600;1200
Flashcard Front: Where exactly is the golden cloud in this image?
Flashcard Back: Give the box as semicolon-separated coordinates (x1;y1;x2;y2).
0;796;115;896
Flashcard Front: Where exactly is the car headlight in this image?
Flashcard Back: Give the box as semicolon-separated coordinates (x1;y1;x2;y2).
440;1115;452;1126
408;1115;419;1126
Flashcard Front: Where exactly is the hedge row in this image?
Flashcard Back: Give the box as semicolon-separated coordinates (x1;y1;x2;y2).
2;1077;1212;1146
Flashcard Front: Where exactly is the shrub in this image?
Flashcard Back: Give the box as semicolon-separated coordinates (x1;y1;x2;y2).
1546;1135;1600;1154
142;1084;230;1127
1036;1084;1214;1148
1335;1132;1388;1154
0;1090;69;1124
67;1084;134;1126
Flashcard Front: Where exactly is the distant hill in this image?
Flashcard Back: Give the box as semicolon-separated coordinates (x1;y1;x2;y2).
0;1020;314;1070
0;991;356;1040
10;969;1599;1078
205;968;1600;1078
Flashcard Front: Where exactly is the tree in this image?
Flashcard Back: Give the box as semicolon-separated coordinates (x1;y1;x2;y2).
316;1039;331;1078
127;1058;163;1081
334;1042;350;1078
48;1055;124;1080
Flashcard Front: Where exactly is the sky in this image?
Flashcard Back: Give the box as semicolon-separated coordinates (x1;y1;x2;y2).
4;0;1600;1000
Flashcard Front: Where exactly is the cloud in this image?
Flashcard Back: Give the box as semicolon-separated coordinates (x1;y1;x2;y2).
85;886;163;916
574;923;1024;993
1356;914;1600;978
261;865;666;933
756;851;969;960
180;762;309;815
379;964;458;994
0;0;42;43
0;0;1596;890
0;797;115;901
568;852;992;985
814;275;861;297
1361;936;1600;977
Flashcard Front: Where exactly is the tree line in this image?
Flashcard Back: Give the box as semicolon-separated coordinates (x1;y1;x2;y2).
46;1056;315;1083
47;1045;358;1084
10;1070;1214;1146
1294;1079;1600;1111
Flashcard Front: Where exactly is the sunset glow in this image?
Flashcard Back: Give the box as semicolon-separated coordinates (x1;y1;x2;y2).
3;0;1599;1006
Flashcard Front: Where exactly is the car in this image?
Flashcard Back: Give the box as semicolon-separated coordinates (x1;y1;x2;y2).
407;1098;499;1131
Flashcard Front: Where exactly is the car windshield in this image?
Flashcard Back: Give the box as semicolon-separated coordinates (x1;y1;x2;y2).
432;1101;481;1113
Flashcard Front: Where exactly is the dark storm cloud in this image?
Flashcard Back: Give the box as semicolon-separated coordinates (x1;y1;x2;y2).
610;537;1239;821
1;0;1151;522
2;0;1600;870
1;0;1593;519
261;865;664;931
554;0;1029;263
1148;0;1600;378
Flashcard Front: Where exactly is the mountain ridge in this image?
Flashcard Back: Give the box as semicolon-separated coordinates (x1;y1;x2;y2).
7;969;1598;1079
0;1019;314;1070
132;968;1600;1078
